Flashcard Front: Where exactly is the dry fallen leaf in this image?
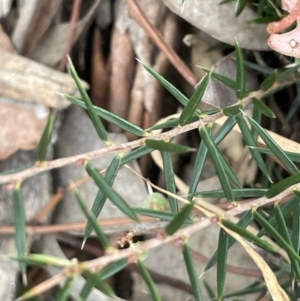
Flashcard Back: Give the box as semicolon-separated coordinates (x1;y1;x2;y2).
0;99;49;160
161;0;269;50
0;25;15;52
220;223;289;301
29;0;101;67
11;0;62;55
0;49;87;108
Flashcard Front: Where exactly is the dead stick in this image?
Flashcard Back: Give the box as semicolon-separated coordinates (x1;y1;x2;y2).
125;0;198;87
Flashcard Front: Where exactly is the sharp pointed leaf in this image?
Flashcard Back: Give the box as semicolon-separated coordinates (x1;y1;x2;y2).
85;162;139;222
65;95;146;137
213;116;237;145
252;98;276;118
235;0;248;16
179;70;211;126
183;242;202;301
266;173;300;198
260;69;278;91
188;139;208;201
138;60;190;108
189;188;267;199
201;67;236;90
56;276;74;301
133;207;194;223
37;110;56;162
83;270;115;297
221;218;278;253
217;229;228;300
84;155;122;240
68;58;108;142
199;125;235;202
253;210;300;262
235;40;246;99
205;210;253;270
14;184;27;285
74;187;110;249
145;139;195;153
162;152;178;213
223;104;243;116
246;115;299;175
165;202;195;235
274;204;300;279
137;260;162;301
236;112;271;181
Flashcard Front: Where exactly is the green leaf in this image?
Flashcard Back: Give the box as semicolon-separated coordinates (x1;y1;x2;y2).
84;155;122;241
37;110;56;162
235;0;248;16
85;162;139;222
252;98;276;118
199;125;235;202
260;69;278;91
235;40;246;99
67;58;108;142
247;115;299;175
138;60;190;108
179;70;211;125
165;202;195;235
133;207;194;223
80;259;128;300
74;187;110;249
99;258;128;280
213;116;237;145
265;173;300;198
11;254;69;268
221;218;278;253
278;64;300;81
14;185;27;285
250;104;261;143
205;210;253;271
202;67;236;90
223;104;243;116
235;112;271;181
203;280;216;299
137;260;162;301
189;188;267;199
292;195;300;254
217;229;228;300
121;145;153;165
145;139;195;153
83;270;115;297
250;146;300;163
183;242;202;301
274;204;300;279
217;149;242;188
257;196;295;237
162;152;178;213
188;138;208;201
253;210;300;262
223;282;265;298
66;95;146;137
243;60;274;75
57;276;74;301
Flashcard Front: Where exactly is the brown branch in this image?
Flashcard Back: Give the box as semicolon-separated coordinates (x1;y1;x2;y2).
125;0;198;87
0;216;156;235
0;73;297;185
0;112;222;184
58;0;82;71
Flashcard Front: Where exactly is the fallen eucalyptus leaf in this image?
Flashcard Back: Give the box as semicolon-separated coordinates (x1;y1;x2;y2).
0;49;88;109
161;0;269;50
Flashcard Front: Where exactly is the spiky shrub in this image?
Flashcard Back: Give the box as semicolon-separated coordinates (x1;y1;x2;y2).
5;3;300;301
